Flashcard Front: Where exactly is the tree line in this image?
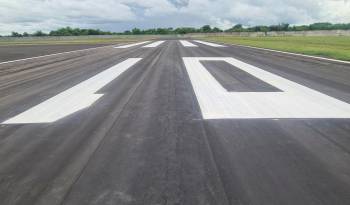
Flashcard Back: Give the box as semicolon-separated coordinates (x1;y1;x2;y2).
3;22;350;37
126;23;350;34
7;27;117;37
225;23;350;32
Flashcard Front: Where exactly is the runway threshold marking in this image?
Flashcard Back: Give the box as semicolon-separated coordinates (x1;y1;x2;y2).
114;41;151;48
193;40;226;47
183;57;350;119
143;41;165;48
2;58;142;124
179;40;198;47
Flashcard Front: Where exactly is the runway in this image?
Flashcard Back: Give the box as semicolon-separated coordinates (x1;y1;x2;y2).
1;39;350;205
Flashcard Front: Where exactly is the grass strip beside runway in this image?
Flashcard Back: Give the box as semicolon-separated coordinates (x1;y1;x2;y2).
201;36;350;61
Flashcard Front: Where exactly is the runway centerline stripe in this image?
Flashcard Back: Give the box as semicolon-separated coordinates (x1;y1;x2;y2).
193;40;226;47
2;58;142;124
142;41;165;48
114;41;151;48
179;40;198;47
183;57;350;119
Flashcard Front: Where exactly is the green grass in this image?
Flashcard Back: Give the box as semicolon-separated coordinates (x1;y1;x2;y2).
201;36;350;61
0;36;155;46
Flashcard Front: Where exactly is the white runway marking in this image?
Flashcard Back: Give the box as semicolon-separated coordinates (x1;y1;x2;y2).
183;57;350;119
193;40;226;47
0;45;112;65
114;41;151;48
2;58;142;124
179;40;198;47
143;41;165;48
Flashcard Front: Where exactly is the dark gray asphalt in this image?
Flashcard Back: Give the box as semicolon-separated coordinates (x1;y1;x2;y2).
1;40;350;205
0;44;112;62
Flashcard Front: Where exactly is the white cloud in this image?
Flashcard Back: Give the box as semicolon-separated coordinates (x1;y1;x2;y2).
0;0;349;35
0;0;136;34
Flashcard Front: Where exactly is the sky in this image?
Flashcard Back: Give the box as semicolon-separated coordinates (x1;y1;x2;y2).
0;0;349;35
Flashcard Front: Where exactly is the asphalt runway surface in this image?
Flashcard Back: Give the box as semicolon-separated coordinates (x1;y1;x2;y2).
1;40;350;205
0;44;115;62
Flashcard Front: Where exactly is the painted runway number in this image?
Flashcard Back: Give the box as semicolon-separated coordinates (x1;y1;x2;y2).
2;58;142;124
183;57;350;119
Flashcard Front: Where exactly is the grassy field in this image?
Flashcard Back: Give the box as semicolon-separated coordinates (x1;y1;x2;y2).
0;35;156;46
201;36;350;61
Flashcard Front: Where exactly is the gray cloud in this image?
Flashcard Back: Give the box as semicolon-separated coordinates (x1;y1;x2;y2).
0;0;349;35
167;0;189;8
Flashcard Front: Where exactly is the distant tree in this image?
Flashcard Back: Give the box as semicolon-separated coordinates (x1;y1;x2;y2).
309;22;332;30
268;23;289;31
280;23;289;31
50;27;71;36
174;27;197;34
201;25;212;33
79;29;89;35
48;27;111;36
290;25;309;31
247;26;269;32
233;24;243;29
22;32;29;37
260;26;269;32
259;26;270;32
156;28;170;35
212;27;223;32
132;28;141;35
332;23;350;30
87;29;101;35
11;32;22;37
33;31;47;36
225;24;245;32
123;30;131;35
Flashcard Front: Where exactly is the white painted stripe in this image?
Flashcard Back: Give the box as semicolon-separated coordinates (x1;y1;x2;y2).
114;41;151;48
2;58;142;124
183;57;350;119
193;40;226;47
179;40;198;47
143;41;165;48
226;43;350;65
0;45;112;65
